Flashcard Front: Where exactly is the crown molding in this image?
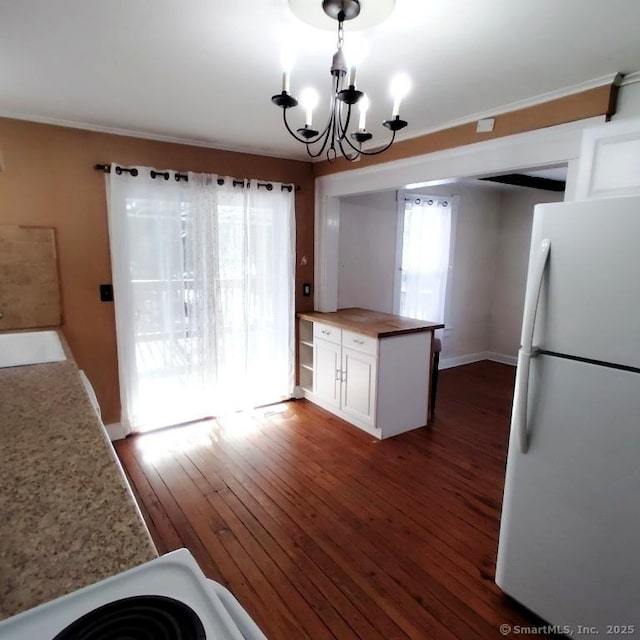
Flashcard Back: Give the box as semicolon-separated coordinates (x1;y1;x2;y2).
0;72;628;165
0;111;307;162
620;70;640;86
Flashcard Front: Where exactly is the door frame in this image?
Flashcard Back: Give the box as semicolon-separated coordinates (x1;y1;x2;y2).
314;116;604;312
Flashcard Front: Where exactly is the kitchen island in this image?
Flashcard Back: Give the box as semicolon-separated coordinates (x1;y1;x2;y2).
0;337;156;619
297;308;444;439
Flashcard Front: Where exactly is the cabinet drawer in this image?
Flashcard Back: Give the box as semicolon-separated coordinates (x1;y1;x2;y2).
342;330;377;356
313;322;341;344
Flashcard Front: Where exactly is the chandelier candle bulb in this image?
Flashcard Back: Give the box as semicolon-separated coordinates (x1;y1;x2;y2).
282;70;290;94
300;87;319;127
348;66;356;87
390;72;411;117
358;94;370;130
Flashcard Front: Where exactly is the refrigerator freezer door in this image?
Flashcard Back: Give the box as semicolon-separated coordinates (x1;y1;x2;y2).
528;196;640;369
496;355;640;634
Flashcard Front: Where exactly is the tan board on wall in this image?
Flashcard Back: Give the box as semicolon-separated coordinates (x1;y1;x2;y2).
0;225;62;330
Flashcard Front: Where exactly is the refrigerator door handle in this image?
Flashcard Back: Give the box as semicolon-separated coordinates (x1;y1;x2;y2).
521;238;551;353
515;238;551;453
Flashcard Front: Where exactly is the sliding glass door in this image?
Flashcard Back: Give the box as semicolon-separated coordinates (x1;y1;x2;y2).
107;166;295;433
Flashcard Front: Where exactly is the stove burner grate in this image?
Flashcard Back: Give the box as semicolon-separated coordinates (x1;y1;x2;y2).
52;595;206;640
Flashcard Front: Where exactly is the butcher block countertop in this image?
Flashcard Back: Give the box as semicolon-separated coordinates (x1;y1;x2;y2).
297;308;444;338
0;333;157;620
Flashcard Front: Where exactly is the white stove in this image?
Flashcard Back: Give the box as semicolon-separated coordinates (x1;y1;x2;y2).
0;549;267;640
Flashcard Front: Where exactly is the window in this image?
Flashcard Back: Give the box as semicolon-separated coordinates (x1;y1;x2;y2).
395;194;455;324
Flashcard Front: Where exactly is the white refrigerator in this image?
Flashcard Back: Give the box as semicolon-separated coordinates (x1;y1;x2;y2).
496;195;640;636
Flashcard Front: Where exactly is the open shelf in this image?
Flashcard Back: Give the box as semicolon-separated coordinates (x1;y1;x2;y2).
298;318;314;394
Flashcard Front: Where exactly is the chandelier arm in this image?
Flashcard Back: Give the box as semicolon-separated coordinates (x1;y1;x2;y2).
305;126;334;159
282;108;326;145
337;132;362;162
342;128;399;156
337;102;354;142
313;116;335;158
306;105;337;159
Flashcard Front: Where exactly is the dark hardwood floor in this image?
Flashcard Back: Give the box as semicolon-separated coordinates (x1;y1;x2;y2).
115;361;551;639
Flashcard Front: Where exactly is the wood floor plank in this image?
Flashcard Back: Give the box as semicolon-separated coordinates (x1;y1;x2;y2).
230;412;500;639
185;440;409;640
255;408;518;626
180;449;379;640
116;361;553;639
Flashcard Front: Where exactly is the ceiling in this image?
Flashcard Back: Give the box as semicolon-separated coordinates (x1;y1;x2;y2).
1;0;640;162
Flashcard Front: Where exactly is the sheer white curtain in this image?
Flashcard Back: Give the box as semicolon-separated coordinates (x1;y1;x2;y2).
399;195;453;323
107;165;295;433
187;174;296;414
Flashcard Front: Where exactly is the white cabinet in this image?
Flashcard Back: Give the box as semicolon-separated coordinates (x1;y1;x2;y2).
311;322;377;428
298;318;432;439
313;337;341;409
340;346;377;426
575;118;640;199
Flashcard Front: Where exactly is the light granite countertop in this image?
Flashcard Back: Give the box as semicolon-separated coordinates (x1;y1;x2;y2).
0;336;157;619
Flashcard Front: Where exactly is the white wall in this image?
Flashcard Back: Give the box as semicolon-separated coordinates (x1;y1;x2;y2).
488;189;564;359
612;80;640;121
337;182;565;368
338;191;398;312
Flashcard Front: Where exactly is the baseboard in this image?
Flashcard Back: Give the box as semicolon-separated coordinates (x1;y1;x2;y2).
485;351;518;366
105;422;128;441
439;352;487;370
439;351;517;370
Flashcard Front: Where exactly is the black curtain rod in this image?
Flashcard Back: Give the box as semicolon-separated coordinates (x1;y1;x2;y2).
94;164;298;192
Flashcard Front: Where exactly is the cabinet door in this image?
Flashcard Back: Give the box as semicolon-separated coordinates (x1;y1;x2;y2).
341;347;377;427
313;338;341;408
575;118;640;199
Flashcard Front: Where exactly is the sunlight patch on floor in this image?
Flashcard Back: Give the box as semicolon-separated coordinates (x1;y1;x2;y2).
135;402;290;462
136;420;216;464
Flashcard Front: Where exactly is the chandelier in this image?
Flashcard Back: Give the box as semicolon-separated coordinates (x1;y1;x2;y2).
271;0;410;163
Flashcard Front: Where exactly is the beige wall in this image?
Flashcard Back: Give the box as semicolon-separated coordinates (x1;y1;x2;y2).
489;188;564;358
0;118;314;425
442;184;500;361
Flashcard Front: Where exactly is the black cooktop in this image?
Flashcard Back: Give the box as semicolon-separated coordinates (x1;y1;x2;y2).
52;595;206;640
